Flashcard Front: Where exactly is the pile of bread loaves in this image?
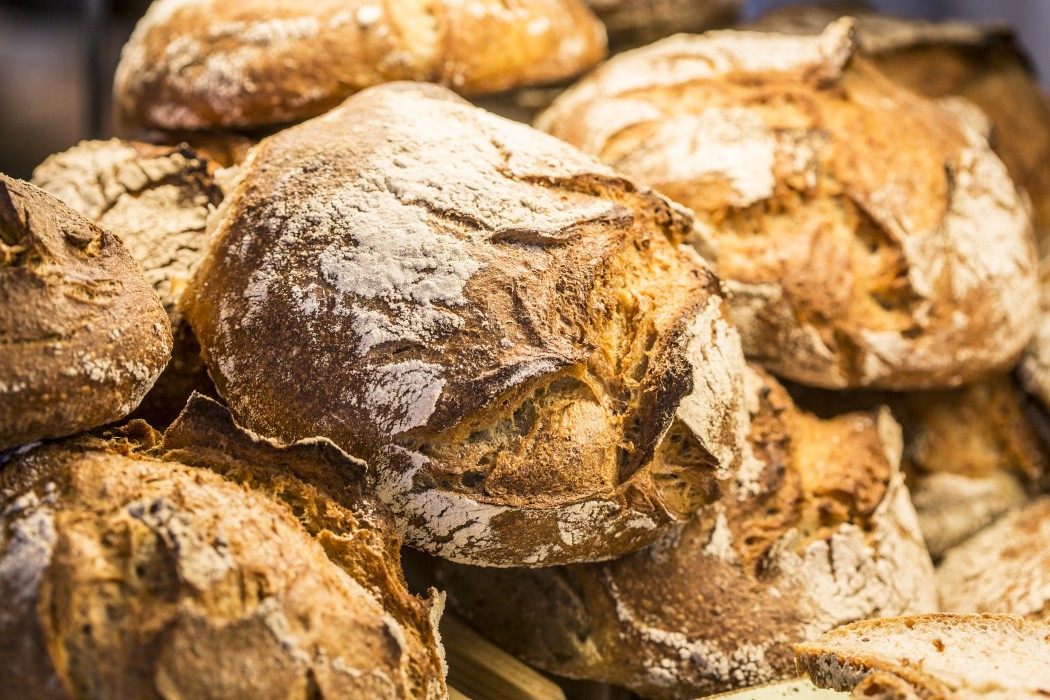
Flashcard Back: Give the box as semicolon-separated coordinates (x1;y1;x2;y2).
5;0;1050;698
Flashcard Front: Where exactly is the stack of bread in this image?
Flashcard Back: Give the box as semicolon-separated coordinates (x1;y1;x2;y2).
3;0;1050;698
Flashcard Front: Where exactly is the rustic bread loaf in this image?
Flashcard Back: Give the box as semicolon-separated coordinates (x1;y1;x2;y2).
433;366;935;699
114;0;606;132
31;139;224;427
0;175;172;452
787;374;1048;558
751;5;1050;258
0;395;447;699
182;81;750;568
795;613;1050;699
537;20;1039;390
585;0;738;49
937;497;1050;620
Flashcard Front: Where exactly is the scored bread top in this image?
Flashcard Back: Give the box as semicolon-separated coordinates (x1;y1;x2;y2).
795;613;1050;699
182;81;749;567
114;0;606;132
0;175;172;451
537;19;1039;390
0;397;447;700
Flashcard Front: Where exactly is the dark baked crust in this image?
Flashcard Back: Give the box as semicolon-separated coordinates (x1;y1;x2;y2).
0;175;172;451
114;0;606;132
0;396;447;699
182;82;749;567
585;0;738;49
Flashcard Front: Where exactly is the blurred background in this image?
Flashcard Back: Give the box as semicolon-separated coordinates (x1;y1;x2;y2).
2;0;1050;179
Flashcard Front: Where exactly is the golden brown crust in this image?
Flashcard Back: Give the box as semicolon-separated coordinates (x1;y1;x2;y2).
0;397;447;699
32;139;225;427
434;367;935;699
114;0;606;132
537;20;1039;390
182;82;749;567
0;175;172;451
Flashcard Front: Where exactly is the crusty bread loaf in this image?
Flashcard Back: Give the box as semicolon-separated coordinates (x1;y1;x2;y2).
751;5;1050;258
182;81;750;567
0;174;172;451
114;0;606;132
31;139;224;427
433;366;935;699
537;19;1039;390
584;0;738;49
787;374;1048;558
795;613;1050;699
937;497;1050;620
0;395;447;699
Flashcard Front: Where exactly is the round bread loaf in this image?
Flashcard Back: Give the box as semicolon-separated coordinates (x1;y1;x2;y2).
114;0;606;132
536;19;1039;390
787;374;1049;559
751;5;1050;257
937;497;1050;620
0;175;172;452
434;366;936;699
0;395;447;699
181;81;750;567
32;139;225;427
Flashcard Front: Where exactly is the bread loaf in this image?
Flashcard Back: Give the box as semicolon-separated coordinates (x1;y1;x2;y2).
0;395;447;699
795;613;1050;699
433;366;935;699
537;19;1039;390
0;174;172;451
182;81;750;567
937;497;1050;620
32;140;224;426
114;0;606;132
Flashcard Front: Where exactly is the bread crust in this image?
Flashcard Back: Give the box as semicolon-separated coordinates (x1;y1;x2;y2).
114;0;606;131
182;82;749;567
0;396;447;699
537;20;1039;389
584;0;738;49
33;140;225;427
433;367;935;699
0;175;172;451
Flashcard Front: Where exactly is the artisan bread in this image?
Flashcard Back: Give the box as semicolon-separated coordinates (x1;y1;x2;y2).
937;497;1050;619
585;0;738;49
114;0;606;132
787;374;1048;558
537;19;1038;390
433;366;935;699
182;81;750;568
795;613;1050;699
0;395;447;699
32;140;224;426
752;5;1050;257
0;174;171;451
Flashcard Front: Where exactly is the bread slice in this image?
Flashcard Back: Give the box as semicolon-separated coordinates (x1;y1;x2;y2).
795;613;1050;699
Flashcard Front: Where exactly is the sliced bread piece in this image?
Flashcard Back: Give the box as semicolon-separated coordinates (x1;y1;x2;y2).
795;613;1050;699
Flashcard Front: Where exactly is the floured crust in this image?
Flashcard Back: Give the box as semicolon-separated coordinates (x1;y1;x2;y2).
114;0;606;132
0;175;172;451
583;0;738;49
433;367;935;699
181;82;748;567
32;140;224;426
0;397;447;699
537;20;1039;389
937;498;1050;620
795;613;1050;699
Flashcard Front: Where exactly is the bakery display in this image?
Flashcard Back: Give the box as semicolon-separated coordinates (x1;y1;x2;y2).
432;367;935;698
114;0;607;133
537;19;1039;390
32;139;224;427
0;174;172;452
795;613;1050;699
937;497;1050;619
0;396;447;699
182;81;750;568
